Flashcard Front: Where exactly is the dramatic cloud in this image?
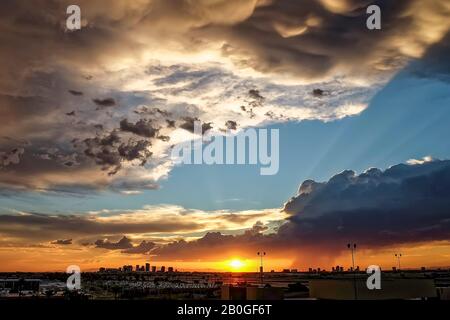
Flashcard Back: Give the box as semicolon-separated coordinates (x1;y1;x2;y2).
224;120;238;131
408;31;450;82
0;205;283;247
1;160;450;267
122;240;156;254
82;131;153;175
0;0;448;193
280;159;450;248
0;209;205;242
119;119;159;138
179;117;213;134
95;236;133;250
151;159;450;261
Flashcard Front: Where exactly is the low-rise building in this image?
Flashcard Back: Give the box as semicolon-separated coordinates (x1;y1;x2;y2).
309;278;437;300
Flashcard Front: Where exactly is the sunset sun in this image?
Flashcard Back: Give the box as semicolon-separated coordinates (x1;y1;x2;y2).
229;259;245;270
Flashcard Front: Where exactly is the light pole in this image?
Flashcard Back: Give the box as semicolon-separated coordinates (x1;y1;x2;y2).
347;243;357;300
257;251;266;286
394;253;402;270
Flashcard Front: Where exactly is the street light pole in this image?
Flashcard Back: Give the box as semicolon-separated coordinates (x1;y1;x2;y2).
394;253;402;270
257;251;266;286
347;243;357;300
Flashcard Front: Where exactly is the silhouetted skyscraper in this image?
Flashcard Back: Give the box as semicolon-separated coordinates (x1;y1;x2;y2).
145;263;150;272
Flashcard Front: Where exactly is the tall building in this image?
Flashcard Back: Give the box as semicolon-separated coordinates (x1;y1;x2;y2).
151;266;156;272
123;265;132;272
160;266;166;272
136;265;140;272
145;263;150;272
168;267;174;273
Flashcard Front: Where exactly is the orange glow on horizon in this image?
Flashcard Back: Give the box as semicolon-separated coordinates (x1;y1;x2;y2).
1;241;450;272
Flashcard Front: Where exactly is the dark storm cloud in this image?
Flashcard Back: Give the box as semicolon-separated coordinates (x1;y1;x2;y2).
179;117;198;133
0;0;448;195
224;120;238;131
82;130;152;175
92;98;116;108
408;32;450;82
152;160;450;260
202;122;213;134
83;131;122;174
0;71;168;192
122;240;156;254
95;236;133;250
248;89;264;101
8;0;445;83
179;117;212;134
118;140;152;164
152;228;277;260
216;0;406;78
279;159;450;248
0;0;448;94
119;119;159;138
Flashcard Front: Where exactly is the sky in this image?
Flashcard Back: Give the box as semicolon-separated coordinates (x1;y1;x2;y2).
1;0;450;272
